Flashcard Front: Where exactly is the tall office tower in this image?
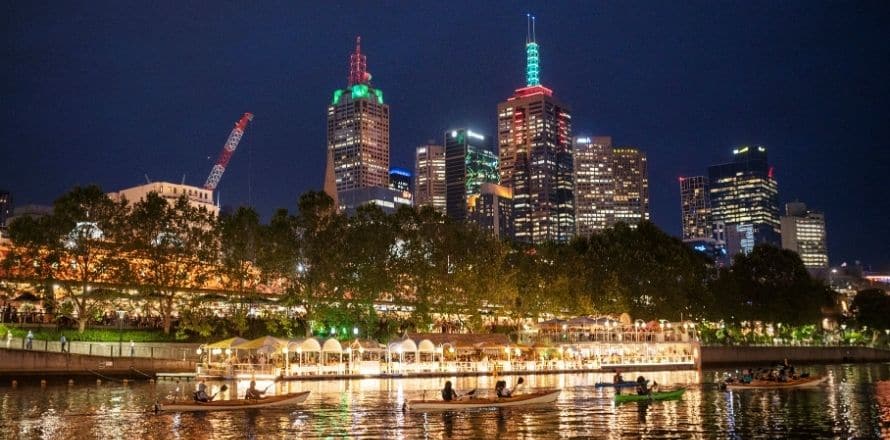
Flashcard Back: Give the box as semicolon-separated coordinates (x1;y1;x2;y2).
325;36;390;207
612;147;649;227
389;167;412;193
414;144;446;213
708;146;780;253
0;190;11;227
445;129;499;222
471;183;514;240
573;136;614;235
679;176;711;240
781;202;829;272
497;16;573;243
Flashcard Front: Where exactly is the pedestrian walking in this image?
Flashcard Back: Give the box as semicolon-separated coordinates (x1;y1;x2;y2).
130;340;135;357
60;335;67;353
25;330;34;350
5;330;11;348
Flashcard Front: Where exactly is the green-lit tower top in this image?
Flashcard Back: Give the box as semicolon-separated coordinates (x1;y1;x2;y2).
526;14;540;87
332;36;384;105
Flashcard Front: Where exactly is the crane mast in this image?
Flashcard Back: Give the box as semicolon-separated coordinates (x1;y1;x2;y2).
204;112;254;190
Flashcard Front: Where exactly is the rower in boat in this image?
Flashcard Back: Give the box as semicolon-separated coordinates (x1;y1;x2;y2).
245;380;267;400
194;382;213;403
613;369;624;388
442;381;458;401
495;377;525;398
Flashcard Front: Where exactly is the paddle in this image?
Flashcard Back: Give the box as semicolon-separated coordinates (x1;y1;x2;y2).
460;389;476;399
509;377;525;396
210;384;229;401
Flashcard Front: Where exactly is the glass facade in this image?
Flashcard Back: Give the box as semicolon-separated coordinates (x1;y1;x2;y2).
444;129;499;222
708;146;780;250
612;147;649;227
679;176;710;240
413;145;446;213
781;202;829;270
573;136;615;235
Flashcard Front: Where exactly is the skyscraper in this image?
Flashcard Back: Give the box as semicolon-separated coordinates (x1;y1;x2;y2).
389;167;412;193
471;183;514;240
445;128;499;222
679;176;710;240
573;136;614;235
0;190;11;227
612;147;649;227
708;146;780;253
781;202;829;272
414;144;446;213
497;16;573;244
325;37;390;207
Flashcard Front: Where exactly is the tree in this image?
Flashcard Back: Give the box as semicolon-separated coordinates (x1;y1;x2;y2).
4;186;129;332
713;244;834;325
289;191;346;334
125;193;217;334
851;288;890;330
216;206;264;335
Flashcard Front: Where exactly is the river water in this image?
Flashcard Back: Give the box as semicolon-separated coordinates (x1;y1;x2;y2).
1;363;887;439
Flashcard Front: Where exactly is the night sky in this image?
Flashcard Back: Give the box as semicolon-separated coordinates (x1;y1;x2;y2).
4;1;889;270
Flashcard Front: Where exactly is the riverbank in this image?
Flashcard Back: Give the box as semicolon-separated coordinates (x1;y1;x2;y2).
0;348;195;380
701;345;890;366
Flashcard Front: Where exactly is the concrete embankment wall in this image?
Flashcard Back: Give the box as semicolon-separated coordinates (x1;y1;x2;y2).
702;346;890;366
0;348;194;378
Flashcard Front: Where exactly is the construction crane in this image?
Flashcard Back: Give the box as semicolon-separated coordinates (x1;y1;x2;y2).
203;112;254;190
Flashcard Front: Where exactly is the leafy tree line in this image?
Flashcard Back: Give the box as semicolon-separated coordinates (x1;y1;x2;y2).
2;186;840;339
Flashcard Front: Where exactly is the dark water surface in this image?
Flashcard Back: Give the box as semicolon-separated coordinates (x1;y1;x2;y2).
1;364;887;439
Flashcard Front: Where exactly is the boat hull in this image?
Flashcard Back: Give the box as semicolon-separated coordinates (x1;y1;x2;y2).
158;391;311;412
409;389;560;411
725;376;827;390
614;388;685;403
595;381;645;389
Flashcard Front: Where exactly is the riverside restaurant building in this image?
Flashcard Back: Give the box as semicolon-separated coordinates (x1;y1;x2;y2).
195;317;700;380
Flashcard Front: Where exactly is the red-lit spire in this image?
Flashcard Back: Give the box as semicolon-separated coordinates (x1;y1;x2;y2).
348;36;369;86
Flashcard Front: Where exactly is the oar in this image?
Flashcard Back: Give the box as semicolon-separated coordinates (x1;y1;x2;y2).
210;384;229;401
509;377;525;396
461;389;477;399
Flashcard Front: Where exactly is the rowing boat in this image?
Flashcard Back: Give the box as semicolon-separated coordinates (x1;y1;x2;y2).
725;375;827;390
614;388;685;403
157;391;311;412
595;381;646;389
408;389;560;411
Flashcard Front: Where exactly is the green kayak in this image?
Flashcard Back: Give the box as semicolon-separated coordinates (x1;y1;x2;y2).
614;388;685;403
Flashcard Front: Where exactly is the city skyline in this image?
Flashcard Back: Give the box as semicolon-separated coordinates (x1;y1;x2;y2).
2;2;888;269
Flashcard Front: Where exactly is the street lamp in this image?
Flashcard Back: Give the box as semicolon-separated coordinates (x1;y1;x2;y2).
116;310;125;357
353;327;359;338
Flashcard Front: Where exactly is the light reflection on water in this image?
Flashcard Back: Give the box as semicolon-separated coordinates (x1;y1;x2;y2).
0;364;887;439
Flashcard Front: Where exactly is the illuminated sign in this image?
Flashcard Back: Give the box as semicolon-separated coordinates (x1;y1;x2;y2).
467;130;485;141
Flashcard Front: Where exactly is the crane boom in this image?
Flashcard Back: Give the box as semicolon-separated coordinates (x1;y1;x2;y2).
204;112;254;190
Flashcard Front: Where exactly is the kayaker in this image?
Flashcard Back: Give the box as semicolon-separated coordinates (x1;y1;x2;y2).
613;369;624;385
635;376;650;396
245;380;266;400
193;383;212;402
441;381;459;401
495;380;510;398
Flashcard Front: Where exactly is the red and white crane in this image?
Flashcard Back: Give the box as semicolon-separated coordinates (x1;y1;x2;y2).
203;112;254;190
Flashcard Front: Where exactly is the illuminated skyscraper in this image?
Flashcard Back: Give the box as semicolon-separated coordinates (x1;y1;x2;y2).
708;146;780;252
679;176;710;240
0;190;11;227
445;128;499;222
325;37;390;207
389;167;412;193
573;136;614;235
414;144;446;213
497;16;573;244
612;147;649;226
781;202;828;271
471;183;514;240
